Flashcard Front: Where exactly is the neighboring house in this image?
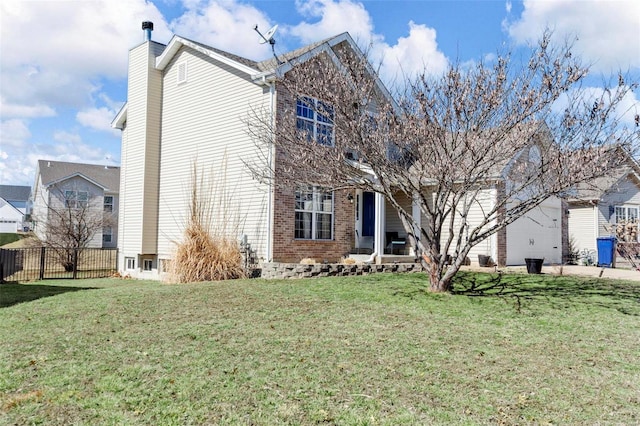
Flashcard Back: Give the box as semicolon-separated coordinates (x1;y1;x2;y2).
568;157;640;259
31;160;120;248
113;23;564;279
0;185;31;233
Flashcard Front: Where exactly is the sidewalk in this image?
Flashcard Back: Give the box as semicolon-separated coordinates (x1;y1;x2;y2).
462;264;640;281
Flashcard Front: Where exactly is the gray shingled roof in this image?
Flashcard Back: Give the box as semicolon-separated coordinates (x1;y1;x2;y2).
255;35;343;72
180;33;345;73
0;185;31;202
38;160;120;192
179;37;261;70
570;166;633;201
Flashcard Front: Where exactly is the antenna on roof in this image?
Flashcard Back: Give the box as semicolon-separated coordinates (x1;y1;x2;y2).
254;24;283;65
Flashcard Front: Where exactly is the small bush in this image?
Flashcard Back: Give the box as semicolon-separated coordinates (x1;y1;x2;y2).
167;222;245;283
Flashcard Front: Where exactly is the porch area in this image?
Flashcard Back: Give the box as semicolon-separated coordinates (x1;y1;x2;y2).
348;190;420;265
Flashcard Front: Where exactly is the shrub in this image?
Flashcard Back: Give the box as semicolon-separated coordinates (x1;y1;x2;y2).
166;159;246;283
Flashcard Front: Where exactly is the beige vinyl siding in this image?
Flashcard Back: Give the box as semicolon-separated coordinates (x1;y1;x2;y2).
118;41;164;257
156;47;271;260
460;189;496;262
384;193;412;238
568;205;597;252
419;188;497;263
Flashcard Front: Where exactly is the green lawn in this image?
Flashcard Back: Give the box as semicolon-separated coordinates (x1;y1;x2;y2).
1;272;639;425
0;233;24;247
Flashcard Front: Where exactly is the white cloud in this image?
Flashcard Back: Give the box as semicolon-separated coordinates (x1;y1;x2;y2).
170;0;274;59
505;1;512;14
289;1;447;85
0;119;32;185
373;21;449;83
0;98;56;119
290;0;378;45
77;106;121;135
0;0;167;185
0;119;31;150
53;131;83;146
0;0;170;110
507;0;640;73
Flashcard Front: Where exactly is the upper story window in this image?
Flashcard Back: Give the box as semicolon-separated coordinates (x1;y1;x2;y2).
296;97;334;146
64;190;88;209
104;196;114;213
295;186;333;240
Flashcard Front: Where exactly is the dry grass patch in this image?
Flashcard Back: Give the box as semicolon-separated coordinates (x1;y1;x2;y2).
165;160;246;283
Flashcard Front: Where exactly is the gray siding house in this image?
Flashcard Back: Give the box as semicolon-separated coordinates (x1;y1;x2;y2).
31;160;120;248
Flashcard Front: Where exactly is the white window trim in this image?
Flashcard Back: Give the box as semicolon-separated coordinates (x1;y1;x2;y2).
296;97;335;146
125;257;135;270
613;205;639;224
104;196;114;213
294;186;334;240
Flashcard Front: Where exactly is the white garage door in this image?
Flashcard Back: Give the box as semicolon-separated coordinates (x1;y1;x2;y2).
506;204;562;265
0;220;19;233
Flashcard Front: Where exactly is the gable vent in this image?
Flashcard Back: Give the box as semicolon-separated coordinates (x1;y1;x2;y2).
177;62;187;84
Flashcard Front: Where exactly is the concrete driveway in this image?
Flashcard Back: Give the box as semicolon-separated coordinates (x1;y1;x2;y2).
464;264;640;281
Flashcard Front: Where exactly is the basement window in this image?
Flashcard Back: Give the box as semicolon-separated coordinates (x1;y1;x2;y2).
125;257;135;270
143;259;153;271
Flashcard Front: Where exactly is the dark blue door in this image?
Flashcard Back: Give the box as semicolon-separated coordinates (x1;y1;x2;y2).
362;192;375;237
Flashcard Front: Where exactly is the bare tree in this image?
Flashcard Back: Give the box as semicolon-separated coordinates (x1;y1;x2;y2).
249;31;639;292
32;185;115;272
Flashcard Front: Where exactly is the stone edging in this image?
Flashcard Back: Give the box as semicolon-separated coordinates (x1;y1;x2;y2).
260;262;424;279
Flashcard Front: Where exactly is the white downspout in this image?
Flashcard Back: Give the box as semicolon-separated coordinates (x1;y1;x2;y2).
266;81;275;262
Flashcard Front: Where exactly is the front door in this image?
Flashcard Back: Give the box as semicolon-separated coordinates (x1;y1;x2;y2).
362;192;375;237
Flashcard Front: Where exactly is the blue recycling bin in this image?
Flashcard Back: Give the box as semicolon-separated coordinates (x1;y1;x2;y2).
596;236;617;268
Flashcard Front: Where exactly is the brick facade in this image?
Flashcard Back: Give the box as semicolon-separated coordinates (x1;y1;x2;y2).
496;182;507;266
271;184;355;263
270;81;355;263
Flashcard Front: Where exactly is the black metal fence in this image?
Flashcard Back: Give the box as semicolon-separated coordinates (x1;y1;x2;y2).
0;247;117;282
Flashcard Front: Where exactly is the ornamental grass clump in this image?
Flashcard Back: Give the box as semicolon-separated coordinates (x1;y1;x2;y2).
166;160;246;283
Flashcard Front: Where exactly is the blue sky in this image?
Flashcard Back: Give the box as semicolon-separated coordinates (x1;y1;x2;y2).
1;0;638;186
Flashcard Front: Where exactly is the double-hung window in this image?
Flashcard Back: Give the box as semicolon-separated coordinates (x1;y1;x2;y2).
614;205;639;224
104;196;114;213
295;186;333;240
296;97;334;146
64;190;88;209
614;205;639;242
102;226;113;243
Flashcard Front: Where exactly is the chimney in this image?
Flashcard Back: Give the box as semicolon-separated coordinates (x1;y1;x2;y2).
142;21;154;41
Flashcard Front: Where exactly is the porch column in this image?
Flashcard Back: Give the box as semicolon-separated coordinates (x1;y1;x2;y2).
411;192;421;256
374;192;386;257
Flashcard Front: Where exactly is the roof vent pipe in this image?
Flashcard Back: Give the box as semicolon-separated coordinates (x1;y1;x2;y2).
142;21;154;41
